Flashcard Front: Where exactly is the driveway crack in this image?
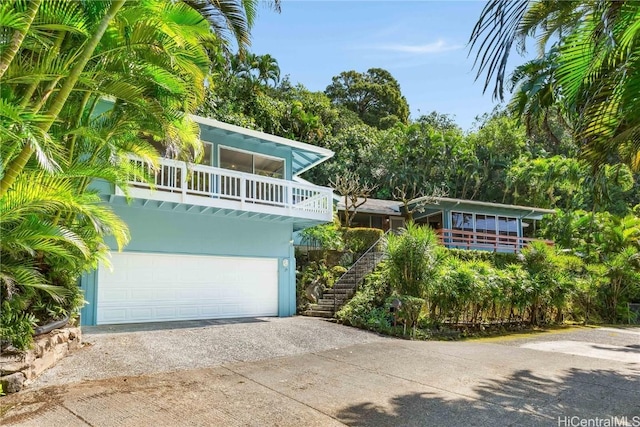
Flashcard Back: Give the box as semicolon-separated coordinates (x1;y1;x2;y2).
222;365;347;426
61;403;94;426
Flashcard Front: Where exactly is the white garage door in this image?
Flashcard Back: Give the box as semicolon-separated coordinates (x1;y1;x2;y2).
97;252;279;325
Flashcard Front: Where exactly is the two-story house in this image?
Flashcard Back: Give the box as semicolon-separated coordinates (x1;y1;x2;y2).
80;117;333;326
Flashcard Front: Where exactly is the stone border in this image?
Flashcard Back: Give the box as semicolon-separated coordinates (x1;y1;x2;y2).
0;326;81;393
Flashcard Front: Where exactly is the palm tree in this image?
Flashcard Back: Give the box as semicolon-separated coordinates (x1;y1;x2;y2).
0;0;266;196
185;0;281;53
0;0;42;79
255;54;280;86
1;0;127;196
1;170;130;348
469;0;584;101
508;51;568;147
469;0;640;171
0;0;263;348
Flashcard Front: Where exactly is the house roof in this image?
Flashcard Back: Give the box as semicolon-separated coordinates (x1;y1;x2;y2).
192;116;334;176
336;196;555;220
336;197;402;216
410;196;556;220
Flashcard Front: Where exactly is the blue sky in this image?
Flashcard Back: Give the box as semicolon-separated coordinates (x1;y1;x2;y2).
249;1;532;131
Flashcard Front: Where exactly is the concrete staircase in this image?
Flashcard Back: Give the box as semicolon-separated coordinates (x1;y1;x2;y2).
303;251;385;318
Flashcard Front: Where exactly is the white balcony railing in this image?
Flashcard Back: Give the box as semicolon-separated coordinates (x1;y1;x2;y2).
118;157;333;222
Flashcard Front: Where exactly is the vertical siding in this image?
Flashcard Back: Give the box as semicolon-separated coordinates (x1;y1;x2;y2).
79;270;98;326
442;209;451;229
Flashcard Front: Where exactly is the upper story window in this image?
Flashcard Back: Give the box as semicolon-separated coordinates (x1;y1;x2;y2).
219;146;285;179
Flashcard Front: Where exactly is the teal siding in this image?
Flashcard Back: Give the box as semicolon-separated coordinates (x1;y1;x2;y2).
79;270;98;326
80;203;296;325
111;203;292;256
288;244;297;315
442;210;451;229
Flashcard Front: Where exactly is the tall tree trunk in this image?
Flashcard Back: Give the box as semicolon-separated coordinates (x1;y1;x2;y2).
0;0;126;198
0;0;41;79
19;31;67;109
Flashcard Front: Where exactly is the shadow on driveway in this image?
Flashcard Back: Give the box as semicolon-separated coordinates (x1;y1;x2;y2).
84;317;268;334
336;367;640;426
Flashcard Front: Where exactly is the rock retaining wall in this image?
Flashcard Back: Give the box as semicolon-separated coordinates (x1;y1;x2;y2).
0;326;81;393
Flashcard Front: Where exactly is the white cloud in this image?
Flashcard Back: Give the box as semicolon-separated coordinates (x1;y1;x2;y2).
372;39;462;54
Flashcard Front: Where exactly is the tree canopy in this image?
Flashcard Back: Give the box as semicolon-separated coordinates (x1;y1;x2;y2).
469;0;640;172
324;68;410;130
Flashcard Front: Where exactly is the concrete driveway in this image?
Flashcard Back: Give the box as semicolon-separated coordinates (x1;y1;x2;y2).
1;318;638;426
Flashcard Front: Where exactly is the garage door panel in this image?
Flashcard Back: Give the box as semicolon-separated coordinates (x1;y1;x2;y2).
97;253;279;325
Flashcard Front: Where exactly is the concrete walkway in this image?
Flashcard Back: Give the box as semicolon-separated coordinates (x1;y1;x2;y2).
1;321;638;426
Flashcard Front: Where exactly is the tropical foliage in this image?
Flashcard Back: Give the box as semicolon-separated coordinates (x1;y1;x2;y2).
338;219;640;338
541;210;640;322
470;0;640;171
385;223;442;297
0;0;259;349
324;68;410;129
4;0;639;350
202;39;639;330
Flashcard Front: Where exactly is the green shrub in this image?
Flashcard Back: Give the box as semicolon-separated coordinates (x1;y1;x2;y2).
447;248;519;268
343;227;384;254
392;295;425;336
1;252;87;350
300;215;344;250
331;265;348;277
385;222;443;297
336;264;391;327
364;307;392;332
1;299;38;350
521;242;577;324
338;223;634;339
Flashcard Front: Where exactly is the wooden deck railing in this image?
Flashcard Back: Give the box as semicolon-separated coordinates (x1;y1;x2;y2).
436;229;553;253
119;156;333;221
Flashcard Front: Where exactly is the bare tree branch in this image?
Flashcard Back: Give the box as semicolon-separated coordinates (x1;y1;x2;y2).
393;183;447;222
330;171;377;227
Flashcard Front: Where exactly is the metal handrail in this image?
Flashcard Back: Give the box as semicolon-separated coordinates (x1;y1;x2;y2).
333;229;393;313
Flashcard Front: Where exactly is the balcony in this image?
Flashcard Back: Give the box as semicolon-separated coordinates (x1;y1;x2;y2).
115;157;333;225
436;229;553;253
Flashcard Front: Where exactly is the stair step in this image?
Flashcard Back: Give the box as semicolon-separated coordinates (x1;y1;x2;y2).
308;303;335;310
336;276;358;282
317;298;348;305
334;283;357;289
315;305;341;311
302;310;334;318
324;289;354;295
303;250;385;320
328;286;355;291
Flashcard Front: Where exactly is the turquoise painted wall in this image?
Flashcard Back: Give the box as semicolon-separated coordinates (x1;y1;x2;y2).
442;210;451;229
80;203;296;325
